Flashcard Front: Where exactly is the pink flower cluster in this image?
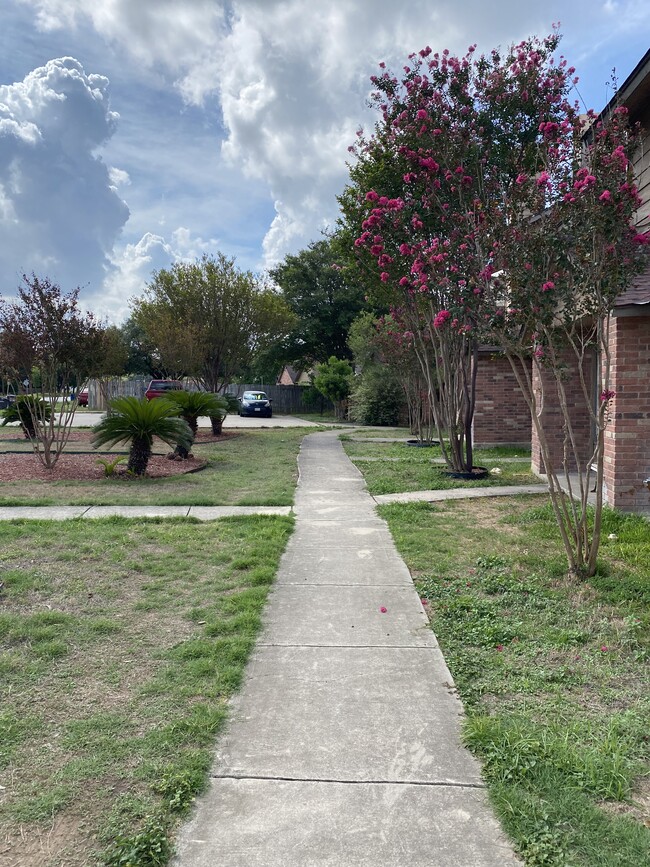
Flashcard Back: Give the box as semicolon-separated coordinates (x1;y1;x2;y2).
433;310;451;328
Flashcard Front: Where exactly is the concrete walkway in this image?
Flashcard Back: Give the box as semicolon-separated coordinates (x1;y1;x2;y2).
172;430;520;866
0;505;291;520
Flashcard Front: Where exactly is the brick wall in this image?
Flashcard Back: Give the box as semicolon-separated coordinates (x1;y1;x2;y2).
603;313;650;514
473;352;531;446
531;349;595;475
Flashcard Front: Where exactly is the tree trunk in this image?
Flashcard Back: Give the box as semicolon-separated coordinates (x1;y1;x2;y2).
128;436;151;476
210;415;223;435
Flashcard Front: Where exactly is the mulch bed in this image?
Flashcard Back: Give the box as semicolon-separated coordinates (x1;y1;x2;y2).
0;430;237;481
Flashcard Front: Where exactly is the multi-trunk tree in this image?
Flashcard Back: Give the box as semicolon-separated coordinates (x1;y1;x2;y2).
344;32;647;577
0;274;105;468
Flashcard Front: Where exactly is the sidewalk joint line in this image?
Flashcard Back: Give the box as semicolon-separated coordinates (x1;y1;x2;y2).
209;773;486;789
256;643;439;649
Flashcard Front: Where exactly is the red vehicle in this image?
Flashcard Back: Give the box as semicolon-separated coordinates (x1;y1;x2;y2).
145;380;184;401
77;387;88;407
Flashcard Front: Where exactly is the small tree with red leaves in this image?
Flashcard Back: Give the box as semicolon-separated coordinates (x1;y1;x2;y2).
0;275;104;468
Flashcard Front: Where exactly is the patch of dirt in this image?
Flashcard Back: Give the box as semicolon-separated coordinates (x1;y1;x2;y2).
599;776;650;827
1;814;88;867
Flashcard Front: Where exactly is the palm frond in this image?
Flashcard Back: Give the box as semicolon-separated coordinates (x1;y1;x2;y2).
92;396;192;451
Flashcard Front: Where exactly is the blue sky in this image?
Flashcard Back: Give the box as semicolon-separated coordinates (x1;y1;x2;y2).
1;0;649;322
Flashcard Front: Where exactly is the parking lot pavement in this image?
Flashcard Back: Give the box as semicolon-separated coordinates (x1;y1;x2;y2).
64;413;322;428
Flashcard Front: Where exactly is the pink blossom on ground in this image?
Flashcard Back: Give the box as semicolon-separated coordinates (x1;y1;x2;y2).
380;606;388;613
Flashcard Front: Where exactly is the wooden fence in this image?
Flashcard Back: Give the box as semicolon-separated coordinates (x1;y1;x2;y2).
87;379;331;414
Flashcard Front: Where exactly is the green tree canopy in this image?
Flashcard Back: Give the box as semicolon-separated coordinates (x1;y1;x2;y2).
131;254;295;392
313;356;354;420
270;239;366;365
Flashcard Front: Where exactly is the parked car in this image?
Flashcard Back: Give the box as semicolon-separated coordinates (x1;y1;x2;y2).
0;393;16;410
77;387;88;407
145;380;184;401
238;390;273;418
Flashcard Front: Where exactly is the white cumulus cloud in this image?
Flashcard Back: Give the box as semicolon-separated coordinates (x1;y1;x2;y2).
7;0;650;312
18;0;228;104
0;56;129;301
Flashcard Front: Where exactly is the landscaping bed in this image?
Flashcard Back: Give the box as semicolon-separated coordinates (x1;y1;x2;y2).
0;430;236;481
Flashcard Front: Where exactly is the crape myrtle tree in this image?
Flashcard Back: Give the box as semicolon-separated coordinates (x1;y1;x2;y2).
345;32;647;577
484;96;646;578
370;312;436;442
345;34;579;474
0;274;104;468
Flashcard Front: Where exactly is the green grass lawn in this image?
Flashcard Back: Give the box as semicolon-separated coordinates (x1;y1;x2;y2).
339;434;541;494
0;428;312;506
380;495;650;866
0;515;294;866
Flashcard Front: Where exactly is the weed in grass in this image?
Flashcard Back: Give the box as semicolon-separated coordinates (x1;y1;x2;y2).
152;757;210;815
100;812;171;867
97;455;127;477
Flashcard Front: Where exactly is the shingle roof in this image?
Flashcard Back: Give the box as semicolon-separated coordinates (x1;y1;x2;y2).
615;260;650;307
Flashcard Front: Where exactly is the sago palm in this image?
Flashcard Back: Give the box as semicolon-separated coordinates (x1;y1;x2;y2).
163;391;231;457
1;395;52;439
91;396;193;476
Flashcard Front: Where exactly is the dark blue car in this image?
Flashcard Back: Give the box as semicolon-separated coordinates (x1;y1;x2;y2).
238;390;273;418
